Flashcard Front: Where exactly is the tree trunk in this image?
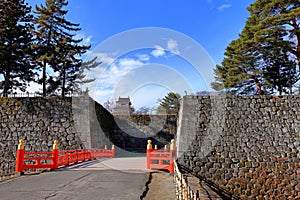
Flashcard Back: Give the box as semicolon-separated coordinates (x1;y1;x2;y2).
254;77;262;95
291;17;300;71
279;86;282;95
3;69;10;97
42;61;46;97
42;20;53;97
61;66;66;97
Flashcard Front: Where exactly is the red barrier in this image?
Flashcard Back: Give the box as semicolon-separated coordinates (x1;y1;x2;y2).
15;140;115;173
146;139;176;173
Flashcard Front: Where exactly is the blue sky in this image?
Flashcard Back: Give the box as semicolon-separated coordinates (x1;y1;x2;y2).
25;0;254;110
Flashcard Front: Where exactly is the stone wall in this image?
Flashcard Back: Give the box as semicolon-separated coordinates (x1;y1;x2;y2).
0;95;176;178
76;96;175;151
112;114;175;149
0;97;84;178
176;95;300;199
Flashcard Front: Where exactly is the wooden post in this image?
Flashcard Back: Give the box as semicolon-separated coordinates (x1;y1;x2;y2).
87;149;91;161
75;150;78;163
146;140;152;169
169;139;176;173
112;145;115;158
164;145;168;155
65;151;69;166
82;149;85;161
52;140;59;169
84;149;88;161
90;149;95;160
15;139;25;173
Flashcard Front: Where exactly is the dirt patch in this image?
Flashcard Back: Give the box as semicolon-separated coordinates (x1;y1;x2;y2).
143;171;176;200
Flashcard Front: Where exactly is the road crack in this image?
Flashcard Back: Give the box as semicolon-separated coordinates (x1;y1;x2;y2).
44;172;90;199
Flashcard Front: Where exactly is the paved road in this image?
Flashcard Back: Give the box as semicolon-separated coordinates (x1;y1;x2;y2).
66;157;147;172
0;157;148;200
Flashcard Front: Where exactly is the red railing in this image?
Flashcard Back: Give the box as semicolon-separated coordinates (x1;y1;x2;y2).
146;139;176;173
15;140;114;173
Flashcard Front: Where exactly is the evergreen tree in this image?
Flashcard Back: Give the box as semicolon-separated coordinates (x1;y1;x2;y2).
262;41;298;95
33;0;97;96
103;98;114;113
53;36;100;96
68;57;100;96
247;0;300;67
0;0;36;96
135;106;150;114
212;34;264;95
248;0;300;93
212;0;300;95
156;92;181;115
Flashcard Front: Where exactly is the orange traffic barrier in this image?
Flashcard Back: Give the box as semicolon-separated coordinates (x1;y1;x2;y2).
146;139;176;173
15;140;115;173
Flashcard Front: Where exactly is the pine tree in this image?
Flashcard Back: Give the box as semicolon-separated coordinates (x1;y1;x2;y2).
212;35;264;95
156;92;181;115
262;41;298;95
212;0;300;95
247;0;300;67
247;0;300;93
33;0;97;96
53;36;100;96
72;57;100;95
0;0;36;96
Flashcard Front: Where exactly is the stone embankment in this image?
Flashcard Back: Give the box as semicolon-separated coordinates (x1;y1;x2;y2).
0;96;176;179
0;97;84;178
177;95;300;199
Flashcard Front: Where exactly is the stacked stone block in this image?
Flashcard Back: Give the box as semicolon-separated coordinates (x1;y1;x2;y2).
0;97;84;178
177;95;300;199
0;96;177;178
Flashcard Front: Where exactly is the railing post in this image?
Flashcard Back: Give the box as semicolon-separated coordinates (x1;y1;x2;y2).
90;149;94;160
164;145;168;155
66;151;69;166
84;149;88;161
78;150;81;162
75;150;78;163
169;139;176;173
81;149;84;162
112;145;115;158
15;139;25;173
88;149;92;160
94;149;98;159
104;145;108;158
147;140;152;169
52;140;59;169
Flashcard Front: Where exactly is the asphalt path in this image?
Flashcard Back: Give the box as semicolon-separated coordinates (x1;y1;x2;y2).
0;157;148;200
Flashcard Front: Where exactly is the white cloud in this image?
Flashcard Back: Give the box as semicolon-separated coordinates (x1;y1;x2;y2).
167;39;180;55
74;32;93;45
92;89;114;103
137;54;150;61
151;39;180;58
217;4;232;11
92;52;115;65
206;0;232;11
84;35;92;44
118;58;144;68
87;57;145;103
151;45;165;57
